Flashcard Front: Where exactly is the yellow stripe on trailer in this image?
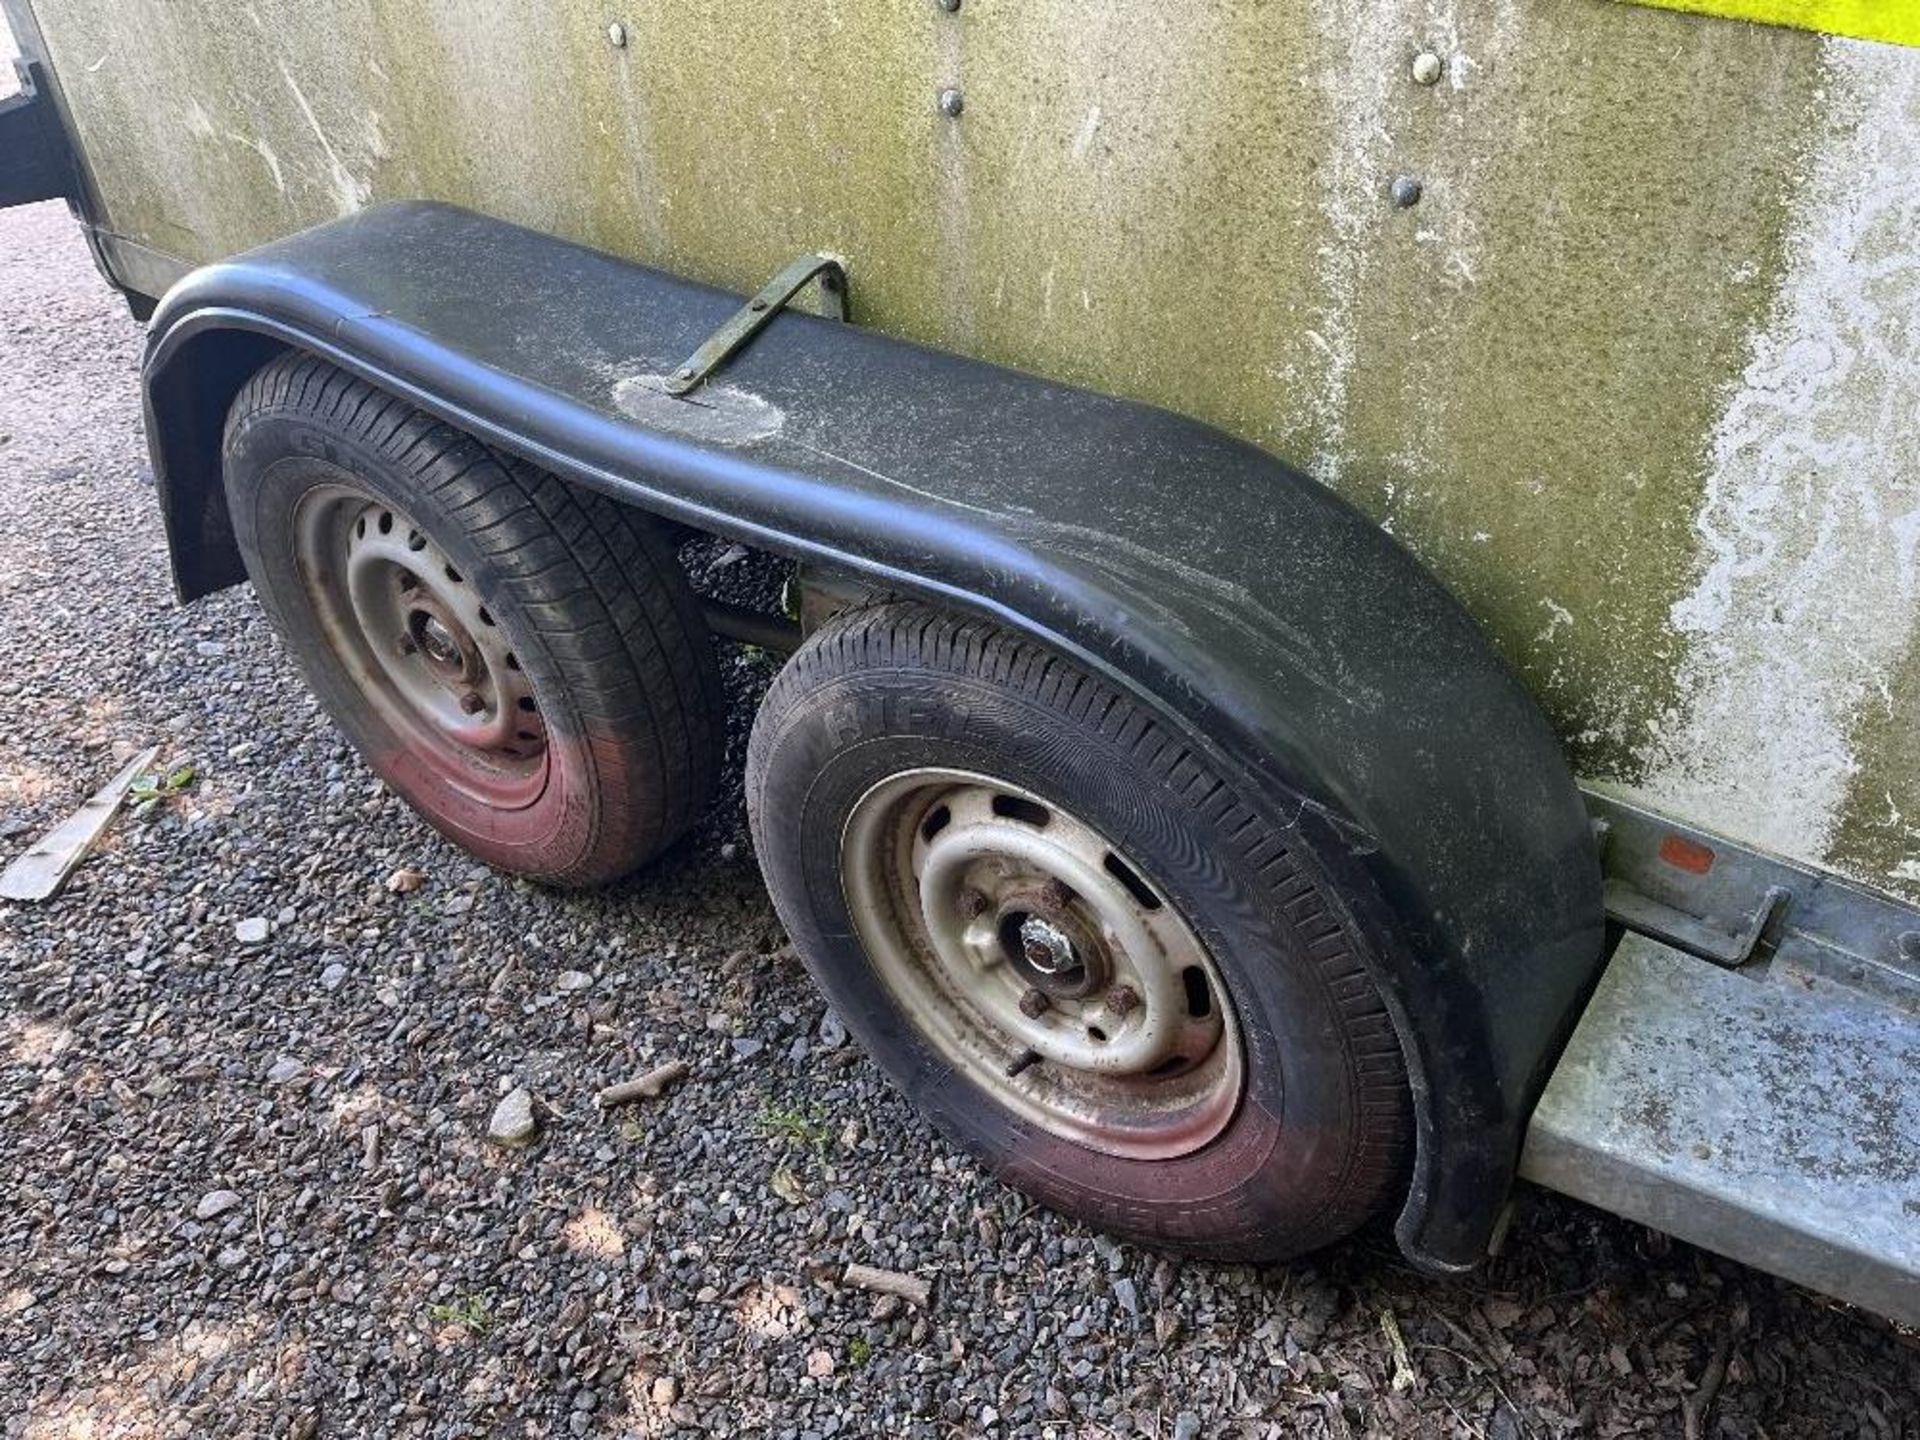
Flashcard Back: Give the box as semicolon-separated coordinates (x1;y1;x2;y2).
1619;0;1920;46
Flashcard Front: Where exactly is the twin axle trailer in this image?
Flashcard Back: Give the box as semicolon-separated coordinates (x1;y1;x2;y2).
3;0;1915;1324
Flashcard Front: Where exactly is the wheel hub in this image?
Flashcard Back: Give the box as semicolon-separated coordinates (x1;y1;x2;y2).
407;605;472;679
999;900;1108;999
840;769;1245;1160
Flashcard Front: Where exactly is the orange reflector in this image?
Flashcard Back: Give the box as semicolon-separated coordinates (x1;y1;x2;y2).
1658;833;1717;875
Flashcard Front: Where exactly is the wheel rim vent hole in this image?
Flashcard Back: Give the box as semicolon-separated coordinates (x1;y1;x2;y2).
1103;851;1161;911
991;793;1050;828
920;804;951;842
1181;965;1212;1017
378;511;393;535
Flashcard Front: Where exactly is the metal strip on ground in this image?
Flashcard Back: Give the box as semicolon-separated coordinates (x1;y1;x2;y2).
0;745;158;901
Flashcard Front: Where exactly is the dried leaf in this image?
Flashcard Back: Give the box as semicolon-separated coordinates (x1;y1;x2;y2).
770;1166;807;1206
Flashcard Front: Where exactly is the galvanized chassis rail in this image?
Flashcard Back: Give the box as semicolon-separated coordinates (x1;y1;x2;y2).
1586;788;1920;1009
1524;790;1920;1325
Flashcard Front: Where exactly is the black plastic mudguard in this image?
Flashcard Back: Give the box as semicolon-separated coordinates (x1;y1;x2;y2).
144;201;1604;1271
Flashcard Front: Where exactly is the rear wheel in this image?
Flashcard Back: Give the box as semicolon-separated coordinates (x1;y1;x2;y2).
748;602;1411;1259
222;352;725;884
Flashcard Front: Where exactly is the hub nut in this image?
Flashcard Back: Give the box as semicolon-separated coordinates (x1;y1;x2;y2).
1018;987;1051;1019
1017;916;1078;976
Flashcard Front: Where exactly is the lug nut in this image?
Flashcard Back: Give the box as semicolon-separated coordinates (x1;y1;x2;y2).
958;887;992;920
1018;987;1051;1019
1037;878;1074;910
459;691;485;714
1106;985;1141;1017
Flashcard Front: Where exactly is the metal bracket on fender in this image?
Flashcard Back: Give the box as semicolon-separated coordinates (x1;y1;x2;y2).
665;254;847;396
140;202;1605;1271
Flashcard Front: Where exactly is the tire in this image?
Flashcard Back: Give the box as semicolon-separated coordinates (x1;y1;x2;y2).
221;352;725;885
747;601;1411;1259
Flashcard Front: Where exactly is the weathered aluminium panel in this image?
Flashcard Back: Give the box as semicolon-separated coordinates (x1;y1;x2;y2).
14;0;1920;900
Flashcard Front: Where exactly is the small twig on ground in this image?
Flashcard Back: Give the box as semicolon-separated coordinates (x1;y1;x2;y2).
843;1263;932;1309
1683;1301;1749;1440
596;1059;690;1108
1379;1306;1418;1392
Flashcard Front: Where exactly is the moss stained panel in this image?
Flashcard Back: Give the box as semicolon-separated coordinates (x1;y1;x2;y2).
22;0;1917;893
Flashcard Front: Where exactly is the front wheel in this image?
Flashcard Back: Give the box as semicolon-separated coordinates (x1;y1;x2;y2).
222;353;725;885
747;602;1411;1260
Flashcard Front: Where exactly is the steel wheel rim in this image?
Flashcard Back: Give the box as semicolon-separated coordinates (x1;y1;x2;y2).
292;480;549;808
841;768;1245;1160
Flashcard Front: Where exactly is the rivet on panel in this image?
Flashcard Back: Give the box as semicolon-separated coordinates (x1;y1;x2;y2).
1389;175;1423;208
938;88;965;118
607;21;628;49
1411;51;1443;85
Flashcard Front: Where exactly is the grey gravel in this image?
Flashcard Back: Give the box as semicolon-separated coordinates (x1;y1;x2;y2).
2;119;1917;1440
487;1087;540;1147
194;1189;243;1222
265;1056;303;1085
233;916;270;945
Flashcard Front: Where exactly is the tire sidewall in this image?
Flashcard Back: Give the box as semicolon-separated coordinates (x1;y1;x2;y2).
751;663;1397;1258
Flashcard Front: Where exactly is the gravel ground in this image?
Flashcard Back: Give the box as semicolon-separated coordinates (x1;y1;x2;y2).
2;185;1918;1439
